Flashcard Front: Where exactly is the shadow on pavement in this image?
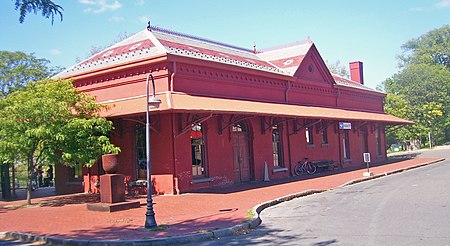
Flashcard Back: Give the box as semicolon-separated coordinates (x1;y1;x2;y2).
191;153;421;195
198;224;339;246
17;216;246;241
1;186;57;202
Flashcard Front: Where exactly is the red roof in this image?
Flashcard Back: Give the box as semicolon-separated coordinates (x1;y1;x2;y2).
55;26;318;79
82;39;155;65
332;74;379;92
55;26;377;93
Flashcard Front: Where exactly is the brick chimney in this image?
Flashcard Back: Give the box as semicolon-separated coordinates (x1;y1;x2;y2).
349;61;364;84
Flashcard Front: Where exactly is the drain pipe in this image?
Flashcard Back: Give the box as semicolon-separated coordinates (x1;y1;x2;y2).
285;81;292;103
286;119;294;176
337;126;343;169
336;88;341;107
170;62;176;92
171;114;180;195
170;62;180;195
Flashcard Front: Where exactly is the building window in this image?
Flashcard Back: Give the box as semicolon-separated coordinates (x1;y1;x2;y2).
272;124;283;167
135;124;146;179
305;127;314;145
343;130;351;159
191;123;207;177
321;128;328;144
69;165;82;181
376;127;382;156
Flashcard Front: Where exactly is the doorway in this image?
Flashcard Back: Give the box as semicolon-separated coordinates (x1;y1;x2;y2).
231;121;252;182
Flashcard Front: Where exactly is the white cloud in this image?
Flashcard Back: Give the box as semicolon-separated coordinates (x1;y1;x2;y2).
409;0;450;12
135;0;145;6
49;49;62;56
79;0;122;13
433;0;450;8
109;16;124;22
138;16;149;24
79;0;96;4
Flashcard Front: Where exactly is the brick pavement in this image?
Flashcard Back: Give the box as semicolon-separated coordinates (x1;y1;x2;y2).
0;157;443;242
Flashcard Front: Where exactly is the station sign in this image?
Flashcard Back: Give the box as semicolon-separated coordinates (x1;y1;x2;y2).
339;122;352;130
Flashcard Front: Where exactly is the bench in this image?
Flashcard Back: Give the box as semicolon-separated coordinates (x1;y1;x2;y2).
310;160;337;171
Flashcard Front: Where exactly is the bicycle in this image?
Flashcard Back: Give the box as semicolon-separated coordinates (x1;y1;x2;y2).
294;158;317;176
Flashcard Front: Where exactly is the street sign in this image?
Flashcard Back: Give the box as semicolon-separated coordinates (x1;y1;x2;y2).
363;153;371;163
339;122;352;130
363;152;372;176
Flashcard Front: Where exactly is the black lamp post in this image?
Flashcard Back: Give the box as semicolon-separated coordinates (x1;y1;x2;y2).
145;72;161;228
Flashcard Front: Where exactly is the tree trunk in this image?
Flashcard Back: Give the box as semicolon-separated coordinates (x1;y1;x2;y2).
27;156;33;205
1;163;12;200
12;160;16;198
428;132;432;149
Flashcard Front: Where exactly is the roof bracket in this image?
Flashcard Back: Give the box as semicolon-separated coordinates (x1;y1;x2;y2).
263;117;290;132
353;121;369;134
289;119;321;136
176;113;214;138
122;115;161;135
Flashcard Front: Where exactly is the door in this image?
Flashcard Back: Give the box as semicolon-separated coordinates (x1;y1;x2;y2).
232;122;251;182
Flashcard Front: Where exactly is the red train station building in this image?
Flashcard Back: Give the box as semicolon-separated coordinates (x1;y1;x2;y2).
54;26;411;195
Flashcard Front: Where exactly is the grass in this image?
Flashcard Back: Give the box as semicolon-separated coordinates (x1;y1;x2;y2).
196;229;211;233
246;208;255;220
3;203;41;209
148;225;169;232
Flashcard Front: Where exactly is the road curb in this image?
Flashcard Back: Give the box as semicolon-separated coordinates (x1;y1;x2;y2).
339;158;445;187
248;189;326;230
1;158;445;245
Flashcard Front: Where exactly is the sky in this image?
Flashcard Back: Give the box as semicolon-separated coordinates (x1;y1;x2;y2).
0;0;449;90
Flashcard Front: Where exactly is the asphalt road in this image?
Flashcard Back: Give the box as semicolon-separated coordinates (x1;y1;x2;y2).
193;147;450;245
0;239;35;245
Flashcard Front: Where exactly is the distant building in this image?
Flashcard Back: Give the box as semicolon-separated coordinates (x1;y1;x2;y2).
54;26;411;195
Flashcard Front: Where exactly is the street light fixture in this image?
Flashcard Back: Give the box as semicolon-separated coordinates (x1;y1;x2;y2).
145;72;161;228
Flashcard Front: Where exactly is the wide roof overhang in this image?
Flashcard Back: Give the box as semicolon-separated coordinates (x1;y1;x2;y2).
99;92;413;125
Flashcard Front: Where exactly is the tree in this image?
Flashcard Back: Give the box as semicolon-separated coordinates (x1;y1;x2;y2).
399;25;450;69
0;79;119;204
0;51;62;98
384;25;450;147
384;63;450;147
326;60;350;78
0;50;61;199
14;0;63;24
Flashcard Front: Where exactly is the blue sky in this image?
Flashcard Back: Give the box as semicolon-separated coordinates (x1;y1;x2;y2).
1;0;449;89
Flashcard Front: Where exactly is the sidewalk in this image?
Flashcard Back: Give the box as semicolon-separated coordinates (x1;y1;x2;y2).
0;157;444;244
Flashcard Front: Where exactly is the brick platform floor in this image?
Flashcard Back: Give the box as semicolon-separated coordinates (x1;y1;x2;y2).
0;157;442;240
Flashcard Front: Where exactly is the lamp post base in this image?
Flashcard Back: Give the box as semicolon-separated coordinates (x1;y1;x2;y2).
145;213;157;228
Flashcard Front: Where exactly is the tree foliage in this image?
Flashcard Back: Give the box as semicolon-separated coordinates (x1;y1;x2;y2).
14;0;63;24
399;25;450;69
326;60;350;78
384;25;450;147
0;51;62;98
0;79;119;204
